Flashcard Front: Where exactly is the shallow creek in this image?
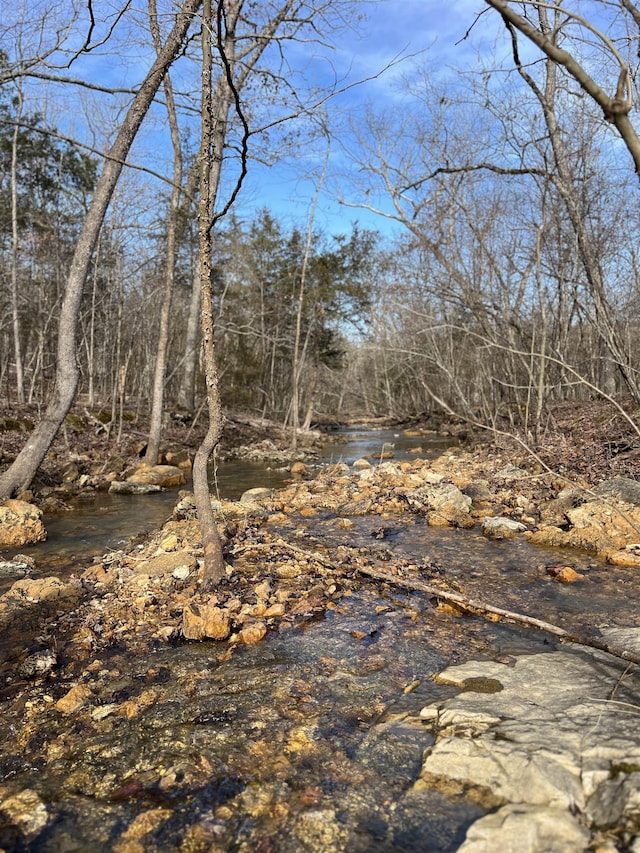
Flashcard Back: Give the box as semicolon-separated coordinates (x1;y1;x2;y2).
0;429;638;851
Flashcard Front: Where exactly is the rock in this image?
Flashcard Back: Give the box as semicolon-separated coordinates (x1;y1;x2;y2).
0;789;49;841
109;481;162;495
539;487;585;525
0;500;46;547
3;576;74;606
55;684;93;714
239;621;267;645
529;498;640;560
182;602;231;640
458;804;589;853
290;461;306;475
240;487;273;503
418;649;640;844
462;480;492;502
19;650;57;679
352;458;371;470
136;551;197;577
595;477;640;505
0;555;35;577
481;516;527;539
406;483;473;528
126;464;186;488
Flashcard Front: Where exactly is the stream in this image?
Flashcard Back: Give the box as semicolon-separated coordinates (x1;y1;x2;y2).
0;426;637;851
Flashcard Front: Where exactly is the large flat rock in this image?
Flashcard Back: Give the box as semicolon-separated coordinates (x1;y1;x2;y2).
417;642;640;850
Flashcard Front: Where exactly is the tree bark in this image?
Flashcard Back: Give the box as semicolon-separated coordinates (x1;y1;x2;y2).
144;0;185;466
192;0;236;588
0;0;202;499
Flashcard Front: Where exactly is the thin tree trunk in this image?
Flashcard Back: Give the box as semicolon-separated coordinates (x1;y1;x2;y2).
192;0;236;588
0;0;202;499
179;265;201;412
10;87;25;405
145;0;184;465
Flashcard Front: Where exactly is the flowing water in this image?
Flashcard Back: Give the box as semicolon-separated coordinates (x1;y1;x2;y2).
0;427;636;851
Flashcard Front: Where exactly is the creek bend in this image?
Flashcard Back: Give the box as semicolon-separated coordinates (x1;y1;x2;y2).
0;426;639;852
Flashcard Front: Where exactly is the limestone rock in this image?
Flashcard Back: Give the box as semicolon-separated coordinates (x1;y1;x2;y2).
405;483;473;528
126;464;186;488
240;487;274;503
0;500;46;547
458;804;589;853
418;649;640;844
109;480;162;495
595;476;640;505
481;516;527;539
462;479;492;503
352;458;371;470
135;550;197;577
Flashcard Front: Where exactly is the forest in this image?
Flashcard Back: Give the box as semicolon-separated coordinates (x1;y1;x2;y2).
2;1;640;560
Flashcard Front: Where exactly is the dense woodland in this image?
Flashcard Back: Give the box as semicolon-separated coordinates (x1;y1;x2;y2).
2;1;640;493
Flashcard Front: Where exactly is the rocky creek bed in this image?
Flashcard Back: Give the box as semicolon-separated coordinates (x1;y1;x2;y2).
2;425;640;850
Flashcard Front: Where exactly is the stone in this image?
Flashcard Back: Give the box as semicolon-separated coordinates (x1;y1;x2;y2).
0;789;49;841
458;804;590;853
481;516;527;539
290;461;306;475
462;479;493;502
55;684;93;714
240;487;274;503
0;500;46;547
182;602;231;641
239;622;267;645
406;483;473;528
418;649;640;844
109;481;162;495
135;551;197;577
595;477;640;505
126;464;186;488
352;458;371;470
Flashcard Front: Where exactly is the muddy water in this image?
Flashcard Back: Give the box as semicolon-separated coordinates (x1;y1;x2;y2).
2;428;635;851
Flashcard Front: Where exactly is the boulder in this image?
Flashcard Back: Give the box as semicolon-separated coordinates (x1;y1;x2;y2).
126;464;186;488
458;804;589;853
481;516;527;539
405;484;473;528
0;500;46;547
595;476;640;505
417;648;640;849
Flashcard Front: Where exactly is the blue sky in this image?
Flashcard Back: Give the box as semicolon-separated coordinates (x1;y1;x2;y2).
242;0;490;239
6;1;495;240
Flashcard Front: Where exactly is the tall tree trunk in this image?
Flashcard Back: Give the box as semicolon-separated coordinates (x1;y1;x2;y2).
10;86;25;405
0;0;202;499
192;0;238;588
145;0;184;466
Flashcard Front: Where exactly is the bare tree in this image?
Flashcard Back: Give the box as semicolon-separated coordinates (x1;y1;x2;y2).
0;0;203;498
144;0;186;466
483;0;640;173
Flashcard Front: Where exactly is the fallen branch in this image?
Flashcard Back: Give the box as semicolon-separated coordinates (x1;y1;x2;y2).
358;565;640;668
